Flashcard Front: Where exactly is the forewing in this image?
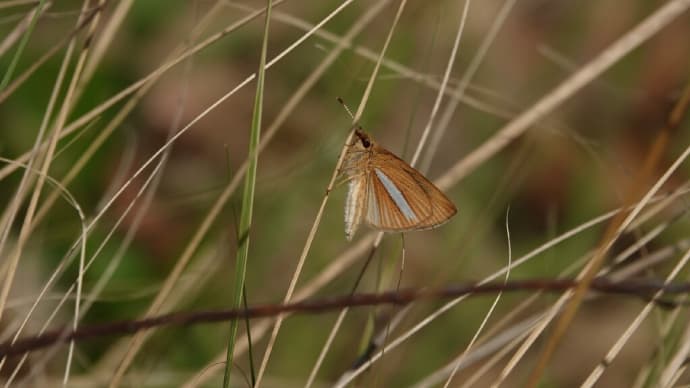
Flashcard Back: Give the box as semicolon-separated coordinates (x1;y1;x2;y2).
404;164;457;229
364;163;433;231
367;147;456;231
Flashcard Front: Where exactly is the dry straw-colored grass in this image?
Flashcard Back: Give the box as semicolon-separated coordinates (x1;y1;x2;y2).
1;1;690;387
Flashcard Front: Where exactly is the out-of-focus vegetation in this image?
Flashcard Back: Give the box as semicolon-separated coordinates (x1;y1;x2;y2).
1;1;689;387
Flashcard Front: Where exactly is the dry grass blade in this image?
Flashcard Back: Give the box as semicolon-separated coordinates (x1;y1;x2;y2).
254;0;408;383
0;0;46;89
409;0;469;167
436;0;690;189
581;247;690;387
420;0;516;173
0;1;49;57
413;315;537;388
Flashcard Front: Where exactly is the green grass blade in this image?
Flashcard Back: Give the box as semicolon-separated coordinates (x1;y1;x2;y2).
243;284;257;386
222;1;273;386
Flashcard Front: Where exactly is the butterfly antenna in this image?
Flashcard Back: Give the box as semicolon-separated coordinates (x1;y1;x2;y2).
337;97;357;121
337;97;365;133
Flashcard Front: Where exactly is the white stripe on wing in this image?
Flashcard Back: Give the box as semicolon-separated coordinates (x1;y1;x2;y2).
374;168;417;221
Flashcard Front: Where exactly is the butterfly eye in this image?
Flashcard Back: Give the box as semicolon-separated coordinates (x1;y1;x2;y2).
354;129;372;149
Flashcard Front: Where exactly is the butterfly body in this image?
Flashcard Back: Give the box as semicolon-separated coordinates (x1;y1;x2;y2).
341;129;457;240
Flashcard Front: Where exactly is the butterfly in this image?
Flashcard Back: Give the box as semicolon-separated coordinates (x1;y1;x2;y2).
340;127;457;240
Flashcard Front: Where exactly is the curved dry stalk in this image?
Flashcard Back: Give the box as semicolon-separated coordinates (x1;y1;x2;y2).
49;3;107;383
458;329;528;388
0;0;97;331
3;125;164;384
0;9;242;368
444;203;511;387
2;0;682;383
0;157;86;382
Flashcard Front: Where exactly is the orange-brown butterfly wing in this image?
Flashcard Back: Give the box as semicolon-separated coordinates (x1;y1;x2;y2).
365;164;432;231
402;162;457;229
365;146;456;231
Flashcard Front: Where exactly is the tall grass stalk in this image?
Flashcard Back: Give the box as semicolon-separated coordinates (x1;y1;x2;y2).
222;1;273;386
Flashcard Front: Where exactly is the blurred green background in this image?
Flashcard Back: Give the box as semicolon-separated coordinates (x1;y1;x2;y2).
1;1;689;387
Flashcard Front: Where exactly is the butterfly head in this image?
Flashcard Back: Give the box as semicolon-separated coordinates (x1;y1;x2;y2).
352;127;373;151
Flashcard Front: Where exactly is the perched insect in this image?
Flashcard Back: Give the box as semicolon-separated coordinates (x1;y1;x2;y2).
340;127;457;240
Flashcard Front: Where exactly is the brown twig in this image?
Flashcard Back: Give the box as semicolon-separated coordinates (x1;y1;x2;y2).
1;277;689;358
